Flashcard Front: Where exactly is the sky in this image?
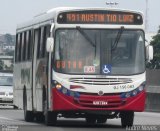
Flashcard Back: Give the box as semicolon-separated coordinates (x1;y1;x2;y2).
0;0;160;34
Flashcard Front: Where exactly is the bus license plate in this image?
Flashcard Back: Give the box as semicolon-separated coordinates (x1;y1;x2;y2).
93;101;108;105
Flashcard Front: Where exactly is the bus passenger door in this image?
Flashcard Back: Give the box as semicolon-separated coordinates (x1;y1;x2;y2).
32;29;39;110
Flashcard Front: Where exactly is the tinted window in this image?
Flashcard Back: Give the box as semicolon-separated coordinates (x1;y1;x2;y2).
37;28;41;59
28;30;32;60
19;33;22;61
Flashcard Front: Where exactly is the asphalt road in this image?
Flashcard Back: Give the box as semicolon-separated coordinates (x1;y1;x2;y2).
0;106;160;131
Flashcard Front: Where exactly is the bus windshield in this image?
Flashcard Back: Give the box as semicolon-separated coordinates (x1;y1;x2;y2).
54;29;145;75
0;76;13;86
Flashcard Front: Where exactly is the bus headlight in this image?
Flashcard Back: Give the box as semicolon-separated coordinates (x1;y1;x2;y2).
121;82;145;99
138;85;144;92
56;84;62;90
62;88;68;94
125;92;131;98
70;91;75;97
54;82;80;98
132;90;138;96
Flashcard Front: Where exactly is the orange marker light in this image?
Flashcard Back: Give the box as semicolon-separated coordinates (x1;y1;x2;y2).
56;84;62;89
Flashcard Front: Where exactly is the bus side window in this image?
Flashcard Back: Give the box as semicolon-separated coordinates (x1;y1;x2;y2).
19;33;22;62
41;25;51;58
37;28;41;59
39;26;46;58
22;32;27;61
25;31;29;60
15;34;18;62
44;25;51;57
42;26;47;58
21;33;24;61
28;30;32;60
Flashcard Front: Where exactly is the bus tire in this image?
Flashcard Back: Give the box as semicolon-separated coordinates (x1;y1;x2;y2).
121;111;134;127
45;111;57;126
43;88;57;126
23;89;34;122
36;112;44;123
85;114;96;124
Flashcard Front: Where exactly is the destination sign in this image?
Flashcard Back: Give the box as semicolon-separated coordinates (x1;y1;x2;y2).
57;10;143;25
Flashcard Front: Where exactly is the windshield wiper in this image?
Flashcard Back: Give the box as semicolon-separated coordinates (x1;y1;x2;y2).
76;26;96;47
112;26;124;51
76;26;97;58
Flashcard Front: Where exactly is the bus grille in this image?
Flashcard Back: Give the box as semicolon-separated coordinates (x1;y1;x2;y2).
74;95;125;108
69;78;132;85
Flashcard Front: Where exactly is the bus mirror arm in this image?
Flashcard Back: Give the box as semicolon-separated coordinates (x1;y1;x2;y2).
46;37;54;52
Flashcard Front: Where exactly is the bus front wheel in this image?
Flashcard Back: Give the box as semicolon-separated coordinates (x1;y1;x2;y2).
44;111;57;126
120;111;134;127
43;89;57;126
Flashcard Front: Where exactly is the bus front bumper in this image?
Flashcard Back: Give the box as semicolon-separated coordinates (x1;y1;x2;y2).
51;88;146;112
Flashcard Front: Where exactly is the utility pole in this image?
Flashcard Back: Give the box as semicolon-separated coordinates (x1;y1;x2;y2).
145;0;149;32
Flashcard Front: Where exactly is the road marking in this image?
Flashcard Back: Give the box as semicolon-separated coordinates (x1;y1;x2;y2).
0;116;16;121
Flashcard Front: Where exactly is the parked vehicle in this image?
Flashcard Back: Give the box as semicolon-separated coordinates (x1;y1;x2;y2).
0;71;13;106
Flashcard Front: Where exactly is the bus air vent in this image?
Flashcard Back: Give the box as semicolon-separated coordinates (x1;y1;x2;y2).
69;78;132;85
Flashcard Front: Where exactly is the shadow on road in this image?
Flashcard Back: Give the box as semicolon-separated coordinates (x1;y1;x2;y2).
54;119;122;129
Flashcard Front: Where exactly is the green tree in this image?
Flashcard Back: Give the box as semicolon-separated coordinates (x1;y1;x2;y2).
147;26;160;69
5;33;13;44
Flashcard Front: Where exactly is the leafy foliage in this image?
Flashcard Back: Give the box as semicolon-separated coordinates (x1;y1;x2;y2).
4;34;13;44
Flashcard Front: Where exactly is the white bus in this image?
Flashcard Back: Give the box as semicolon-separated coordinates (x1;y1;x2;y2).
14;7;153;127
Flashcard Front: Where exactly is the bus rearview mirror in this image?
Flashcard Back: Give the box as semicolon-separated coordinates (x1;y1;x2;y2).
46;37;54;52
146;45;153;62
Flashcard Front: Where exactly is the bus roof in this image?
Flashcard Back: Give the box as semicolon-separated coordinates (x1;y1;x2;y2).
17;7;143;31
